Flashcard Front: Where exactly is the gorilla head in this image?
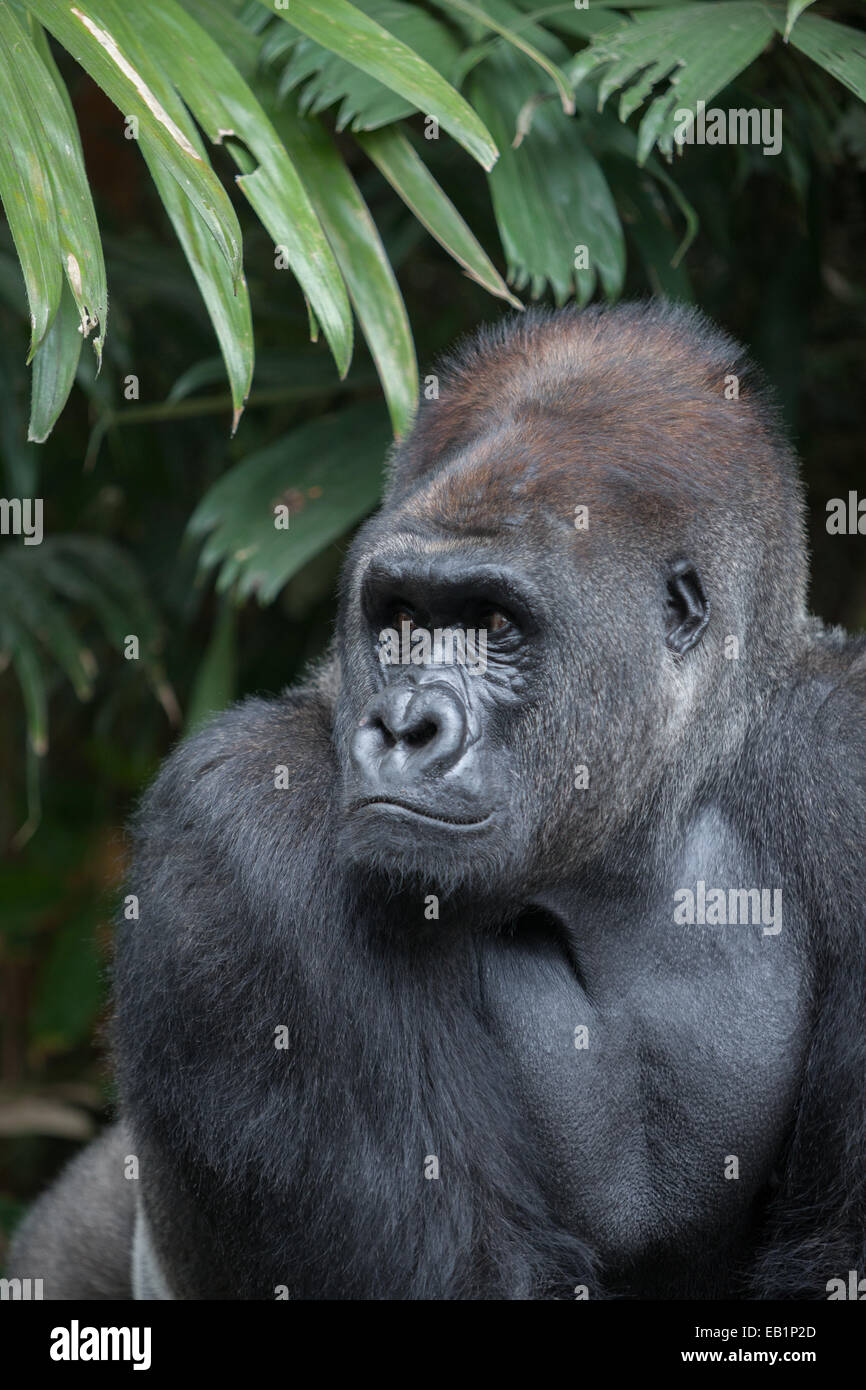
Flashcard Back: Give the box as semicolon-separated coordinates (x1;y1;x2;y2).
337;303;807;898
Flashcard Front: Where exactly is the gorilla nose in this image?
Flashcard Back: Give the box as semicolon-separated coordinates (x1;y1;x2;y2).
351;682;469;782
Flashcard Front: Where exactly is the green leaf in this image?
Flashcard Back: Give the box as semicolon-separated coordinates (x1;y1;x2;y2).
0;4;107;390
164;349;370;404
356;125;520;307
0;618;48;755
430;0;575;113
472;46;625;303
518;0;690;7
28;277;82;443
783;0;816;43
2;612;47;839
276;0;461;133
139;135;253;428
508;1;622;41
581;101;698;266
25;0;243;283
778;12;866;103
176;0;262;76
567;1;776;162
188;400;391;604
184;599;237;734
2;535;162;730
26;14;108;364
274;106;418;438
58;536;162;654
166;356;240;404
0;534;165;801
261;18;299;66
0;2;62;355
604;157;693;300
505;0;629;42
35;535;160;659
1;557;95;699
260;0;499;170
133;0;353;379
448;0;629;87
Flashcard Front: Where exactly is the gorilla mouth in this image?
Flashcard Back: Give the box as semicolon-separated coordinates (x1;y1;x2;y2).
353;797;492;828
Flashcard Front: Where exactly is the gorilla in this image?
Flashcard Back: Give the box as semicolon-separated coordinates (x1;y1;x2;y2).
9;302;865;1300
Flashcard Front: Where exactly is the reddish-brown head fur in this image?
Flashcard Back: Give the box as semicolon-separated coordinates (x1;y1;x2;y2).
383;302;807;650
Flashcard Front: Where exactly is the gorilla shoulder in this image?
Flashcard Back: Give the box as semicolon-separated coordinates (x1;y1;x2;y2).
806;628;866;846
132;673;338;871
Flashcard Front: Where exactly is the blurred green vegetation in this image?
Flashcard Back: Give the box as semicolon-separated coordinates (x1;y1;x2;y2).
1;0;866;1255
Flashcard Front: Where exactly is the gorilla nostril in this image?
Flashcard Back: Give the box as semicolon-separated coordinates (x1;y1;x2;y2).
372;717;397;749
404;719;437;748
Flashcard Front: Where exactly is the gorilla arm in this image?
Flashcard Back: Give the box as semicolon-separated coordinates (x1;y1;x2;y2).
7;681;339;1302
6;1121;135;1299
749;636;866;1297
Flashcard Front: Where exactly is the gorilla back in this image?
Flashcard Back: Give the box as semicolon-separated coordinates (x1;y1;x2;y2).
10;303;866;1300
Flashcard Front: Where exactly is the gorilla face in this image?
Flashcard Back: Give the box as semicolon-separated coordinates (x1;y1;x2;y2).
336;488;713;899
337;535;542;892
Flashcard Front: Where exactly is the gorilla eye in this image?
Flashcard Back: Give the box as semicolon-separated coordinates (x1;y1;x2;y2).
391;606;416;630
482;610;514;635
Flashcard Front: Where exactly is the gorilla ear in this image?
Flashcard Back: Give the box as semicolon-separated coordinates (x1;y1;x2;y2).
665;564;710;655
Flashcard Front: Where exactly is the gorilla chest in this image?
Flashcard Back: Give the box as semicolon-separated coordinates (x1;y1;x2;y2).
479;860;808;1274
